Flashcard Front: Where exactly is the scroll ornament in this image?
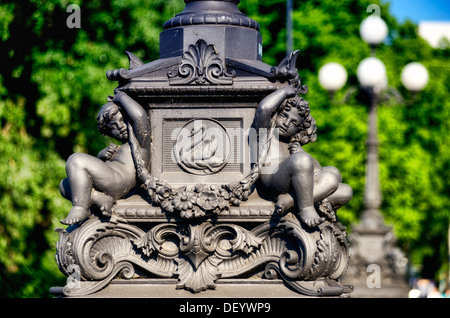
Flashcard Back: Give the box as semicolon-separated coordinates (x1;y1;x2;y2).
54;213;350;296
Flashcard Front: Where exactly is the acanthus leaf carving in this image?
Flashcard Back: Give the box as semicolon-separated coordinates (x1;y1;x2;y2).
176;256;222;293
131;221;266;292
218;224;264;255
168;39;235;85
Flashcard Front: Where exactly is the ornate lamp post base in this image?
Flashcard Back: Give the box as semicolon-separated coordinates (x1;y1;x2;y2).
51;0;354;298
51;205;352;297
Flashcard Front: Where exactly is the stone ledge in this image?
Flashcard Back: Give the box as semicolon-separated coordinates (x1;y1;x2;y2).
53;278;322;298
112;193;276;222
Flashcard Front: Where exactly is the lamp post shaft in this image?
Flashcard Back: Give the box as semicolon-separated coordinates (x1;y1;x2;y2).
361;89;384;228
287;0;293;54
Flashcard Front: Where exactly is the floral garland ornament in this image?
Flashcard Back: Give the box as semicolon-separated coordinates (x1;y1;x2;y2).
142;176;255;219
128;124;257;219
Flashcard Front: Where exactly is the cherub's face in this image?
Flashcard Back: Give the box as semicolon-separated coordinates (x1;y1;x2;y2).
107;111;128;142
275;106;302;138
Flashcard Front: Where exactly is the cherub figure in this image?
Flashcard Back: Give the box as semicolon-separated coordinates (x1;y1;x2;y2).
253;85;352;227
59;91;151;225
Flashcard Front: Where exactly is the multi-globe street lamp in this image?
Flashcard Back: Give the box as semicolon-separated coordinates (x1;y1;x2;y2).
318;14;429;296
319;15;429;229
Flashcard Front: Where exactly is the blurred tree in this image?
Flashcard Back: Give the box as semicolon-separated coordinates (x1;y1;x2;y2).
0;0;448;296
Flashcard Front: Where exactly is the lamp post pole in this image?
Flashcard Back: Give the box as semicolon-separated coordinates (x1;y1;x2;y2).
355;16;388;231
360;88;384;229
286;0;293;54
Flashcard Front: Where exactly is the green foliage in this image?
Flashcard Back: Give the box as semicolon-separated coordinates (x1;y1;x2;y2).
0;72;70;297
0;0;448;296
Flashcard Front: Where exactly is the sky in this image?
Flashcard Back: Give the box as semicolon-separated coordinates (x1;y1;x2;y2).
387;0;450;22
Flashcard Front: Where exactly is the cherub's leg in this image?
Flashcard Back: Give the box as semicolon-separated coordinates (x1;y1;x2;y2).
60;153;124;225
313;170;339;202
91;190;115;216
261;152;325;227
275;170;340;214
60;154;94;225
317;166;352;209
327;183;353;210
288;152;325;227
275;192;295;214
60;177;115;216
274;166;351;220
321;166;342;182
59;178;71;200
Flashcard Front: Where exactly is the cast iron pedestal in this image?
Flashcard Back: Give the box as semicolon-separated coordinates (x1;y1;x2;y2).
51;0;353;298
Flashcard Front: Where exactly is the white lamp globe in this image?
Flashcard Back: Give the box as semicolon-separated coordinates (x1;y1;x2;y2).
401;62;429;92
357;57;387;92
360;16;388;45
318;62;348;91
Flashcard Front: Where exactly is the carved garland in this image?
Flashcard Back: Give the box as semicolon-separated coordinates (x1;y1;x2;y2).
127;116;259;219
128;113;336;221
142;174;258;219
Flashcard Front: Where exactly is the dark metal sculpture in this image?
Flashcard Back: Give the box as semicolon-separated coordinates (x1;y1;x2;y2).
59;92;151;225
52;0;353;297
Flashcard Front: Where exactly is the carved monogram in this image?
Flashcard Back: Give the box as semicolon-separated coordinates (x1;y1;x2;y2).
173;119;231;175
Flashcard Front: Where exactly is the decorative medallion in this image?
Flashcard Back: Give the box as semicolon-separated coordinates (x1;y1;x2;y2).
173;119;231;175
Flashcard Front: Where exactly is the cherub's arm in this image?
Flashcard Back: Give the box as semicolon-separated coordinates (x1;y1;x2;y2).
113;91;151;149
97;143;119;161
252;85;296;129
